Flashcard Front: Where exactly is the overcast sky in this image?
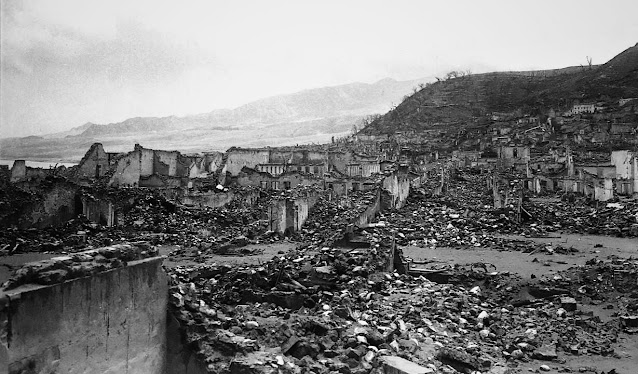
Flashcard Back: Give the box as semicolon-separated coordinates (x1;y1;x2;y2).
1;0;637;138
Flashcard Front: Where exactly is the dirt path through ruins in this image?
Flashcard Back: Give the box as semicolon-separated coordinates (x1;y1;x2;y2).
403;233;637;280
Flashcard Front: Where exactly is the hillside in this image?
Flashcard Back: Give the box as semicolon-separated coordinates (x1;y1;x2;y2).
362;43;638;135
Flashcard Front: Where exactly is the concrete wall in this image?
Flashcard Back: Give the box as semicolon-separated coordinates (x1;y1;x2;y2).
225;149;270;176
1;256;168;374
353;189;381;227
382;172;411;209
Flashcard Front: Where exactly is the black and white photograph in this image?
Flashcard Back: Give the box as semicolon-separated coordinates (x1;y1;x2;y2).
1;1;637;373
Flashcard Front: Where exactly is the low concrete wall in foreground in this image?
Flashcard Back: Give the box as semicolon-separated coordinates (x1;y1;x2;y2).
0;255;168;374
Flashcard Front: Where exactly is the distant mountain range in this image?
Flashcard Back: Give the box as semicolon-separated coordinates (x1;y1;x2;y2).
362;43;638;136
1;77;432;161
46;77;433;137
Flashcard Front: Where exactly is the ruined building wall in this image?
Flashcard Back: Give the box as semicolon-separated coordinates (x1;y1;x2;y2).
292;195;320;231
140;147;154;177
75;143;110;180
1;257;168;374
354;189;381;227
362;162;381;177
328;151;354;174
498;146;530;162
382;173;411;209
225;149;270;176
594;178;614;202
110;151;142;186
269;150;325;164
267;193;320;234
182;191;236;208
155;151;179;176
205;152;224;173
611;150;635;179
82;197;115;226
268;150;293;163
187;157;204;178
236;168;321;190
189;153;224;178
9;161;26;182
10;162;52;182
236;168;276;188
23;182;79;229
267;199;288;233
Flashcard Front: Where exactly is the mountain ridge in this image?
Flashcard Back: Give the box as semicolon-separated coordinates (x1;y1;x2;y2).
50;77;432;138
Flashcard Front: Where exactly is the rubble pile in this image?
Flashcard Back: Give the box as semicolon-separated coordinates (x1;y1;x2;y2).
382;191;530;249
0;182;40;228
527;198;638;237
165;182;637;373
0;187;277;255
168;235;636;374
297;190;380;246
402;169;638;241
537;257;638;333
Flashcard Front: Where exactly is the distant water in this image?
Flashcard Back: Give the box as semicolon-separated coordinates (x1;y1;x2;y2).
0;159;77;168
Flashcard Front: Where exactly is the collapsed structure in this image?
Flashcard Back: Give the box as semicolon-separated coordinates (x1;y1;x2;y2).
1;134;637;374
